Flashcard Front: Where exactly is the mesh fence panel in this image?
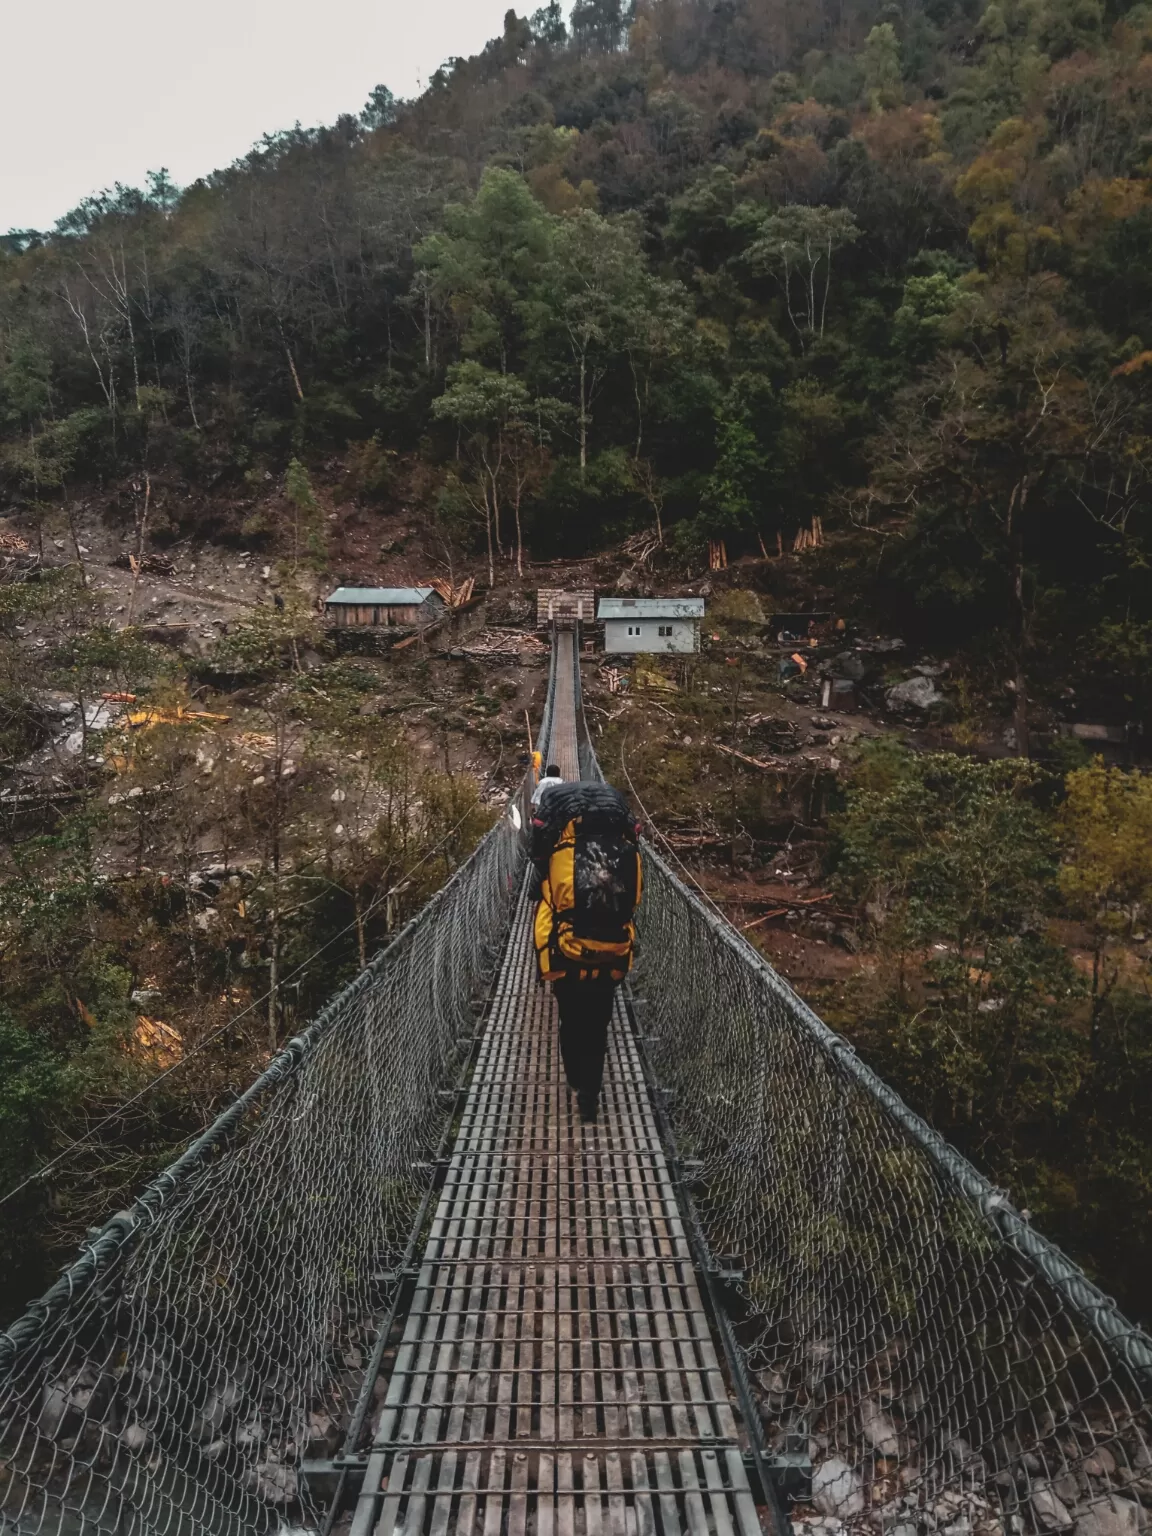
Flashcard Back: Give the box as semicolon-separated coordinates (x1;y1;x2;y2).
0;808;525;1536
634;844;1152;1536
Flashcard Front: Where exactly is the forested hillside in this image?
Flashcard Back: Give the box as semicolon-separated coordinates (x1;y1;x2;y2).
1;0;1151;1322
5;0;1151;698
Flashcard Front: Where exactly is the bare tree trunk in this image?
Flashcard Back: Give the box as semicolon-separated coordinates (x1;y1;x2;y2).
819;235;833;338
513;481;524;578
285;346;305;402
811;239;823;339
184;364;201;429
65;500;88;589
267;741;285;1051
579;354;588;475
1009;478;1030;758
61;285;116;413
268;891;281;1052
125;474;151;626
630;356;644;460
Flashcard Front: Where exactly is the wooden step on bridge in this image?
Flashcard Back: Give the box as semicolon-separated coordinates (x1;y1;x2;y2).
348;633;768;1535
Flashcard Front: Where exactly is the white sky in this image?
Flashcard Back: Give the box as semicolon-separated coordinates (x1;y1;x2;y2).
1;0;535;233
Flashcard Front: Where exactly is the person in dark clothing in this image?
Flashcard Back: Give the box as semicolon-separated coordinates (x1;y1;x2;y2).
532;781;642;1123
552;975;617;1120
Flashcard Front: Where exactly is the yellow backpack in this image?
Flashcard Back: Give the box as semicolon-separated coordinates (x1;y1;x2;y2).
534;813;642;982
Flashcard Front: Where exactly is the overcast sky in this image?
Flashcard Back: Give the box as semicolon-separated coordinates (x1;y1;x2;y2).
1;0;535;233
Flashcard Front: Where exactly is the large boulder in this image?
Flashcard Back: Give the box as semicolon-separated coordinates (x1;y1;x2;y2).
828;651;867;682
812;1459;866;1518
887;674;945;711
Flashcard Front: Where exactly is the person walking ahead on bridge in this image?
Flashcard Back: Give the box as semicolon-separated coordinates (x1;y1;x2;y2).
531;762;564;808
531;782;642;1124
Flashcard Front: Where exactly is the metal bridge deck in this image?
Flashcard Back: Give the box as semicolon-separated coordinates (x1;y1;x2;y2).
350;633;760;1535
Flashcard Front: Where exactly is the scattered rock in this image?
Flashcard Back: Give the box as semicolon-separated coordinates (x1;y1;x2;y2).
37;1383;71;1438
121;1422;150;1451
251;1463;297;1504
1074;1497;1143;1536
1083;1450;1117;1479
813;1458;866;1518
1033;1485;1075;1530
861;1398;901;1458
235;1420;265;1451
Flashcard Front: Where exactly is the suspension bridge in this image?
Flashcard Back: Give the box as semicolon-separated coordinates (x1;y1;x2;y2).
1;629;1150;1536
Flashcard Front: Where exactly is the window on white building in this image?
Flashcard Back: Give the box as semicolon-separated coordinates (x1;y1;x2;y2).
658;625;673;637
627;625;642;636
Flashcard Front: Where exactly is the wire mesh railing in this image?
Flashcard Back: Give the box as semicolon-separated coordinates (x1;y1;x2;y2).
0;809;526;1535
633;843;1152;1536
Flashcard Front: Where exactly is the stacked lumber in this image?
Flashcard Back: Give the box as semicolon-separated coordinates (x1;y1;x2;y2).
457;628;548;665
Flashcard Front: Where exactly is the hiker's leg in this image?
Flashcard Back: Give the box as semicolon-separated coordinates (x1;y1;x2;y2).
554;979;615;1114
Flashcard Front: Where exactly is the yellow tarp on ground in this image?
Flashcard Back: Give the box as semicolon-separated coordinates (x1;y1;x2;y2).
126;705;231;729
633;660;678;693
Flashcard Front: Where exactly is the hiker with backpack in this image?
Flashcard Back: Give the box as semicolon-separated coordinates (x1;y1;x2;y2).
532;762;565;807
531;782;643;1123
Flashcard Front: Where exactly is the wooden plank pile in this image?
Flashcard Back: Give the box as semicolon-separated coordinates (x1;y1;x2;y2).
455;628;548;665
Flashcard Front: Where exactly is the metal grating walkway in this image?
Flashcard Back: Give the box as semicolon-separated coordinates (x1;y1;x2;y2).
350;633;762;1535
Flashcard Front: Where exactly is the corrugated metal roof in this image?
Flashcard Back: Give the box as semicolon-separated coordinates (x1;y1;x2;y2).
597;597;705;620
325;587;438;605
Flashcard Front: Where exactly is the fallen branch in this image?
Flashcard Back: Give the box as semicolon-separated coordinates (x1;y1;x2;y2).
741;909;789;931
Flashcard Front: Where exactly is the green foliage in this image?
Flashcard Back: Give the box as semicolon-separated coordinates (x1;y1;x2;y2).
1058;762;1152;923
0;1020;65;1191
830;747;1152;1317
836;748;1058;948
207;603;327;680
892;273;965;359
861;23;904;110
744;205;860;343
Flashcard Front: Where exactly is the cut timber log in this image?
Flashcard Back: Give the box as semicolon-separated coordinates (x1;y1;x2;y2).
715;742;787;772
